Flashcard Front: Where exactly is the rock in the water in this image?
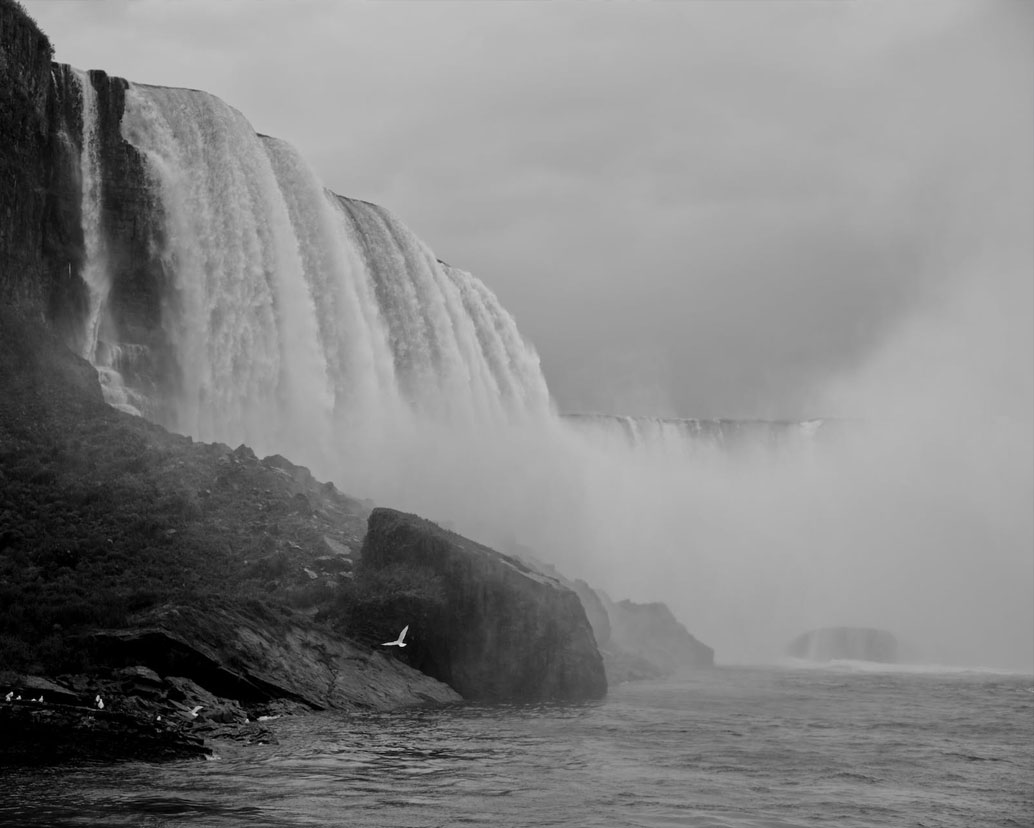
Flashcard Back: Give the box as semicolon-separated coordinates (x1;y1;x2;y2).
359;508;607;702
787;627;899;663
596;591;715;680
0;701;208;765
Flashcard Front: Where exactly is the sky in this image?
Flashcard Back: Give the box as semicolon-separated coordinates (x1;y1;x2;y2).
24;0;1032;420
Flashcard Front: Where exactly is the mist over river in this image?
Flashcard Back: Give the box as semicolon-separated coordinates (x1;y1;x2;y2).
3;665;1031;827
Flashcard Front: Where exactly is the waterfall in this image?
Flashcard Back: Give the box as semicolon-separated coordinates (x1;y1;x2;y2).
74;68;106;363
73;69;141;416
118;82;552;478
90;78;1030;670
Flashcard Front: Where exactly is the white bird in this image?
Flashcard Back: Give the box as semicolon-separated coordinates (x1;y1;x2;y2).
189;705;203;718
34;696;43;703
95;695;104;710
382;625;409;647
4;692;11;702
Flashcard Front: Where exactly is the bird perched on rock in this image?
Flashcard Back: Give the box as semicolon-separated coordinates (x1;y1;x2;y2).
4;691;11;702
95;695;104;710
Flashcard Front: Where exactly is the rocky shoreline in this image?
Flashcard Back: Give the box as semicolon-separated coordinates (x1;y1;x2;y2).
0;0;716;766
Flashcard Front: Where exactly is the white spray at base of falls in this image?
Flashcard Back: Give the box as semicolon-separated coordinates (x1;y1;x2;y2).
115;82;1033;672
73;68;141;417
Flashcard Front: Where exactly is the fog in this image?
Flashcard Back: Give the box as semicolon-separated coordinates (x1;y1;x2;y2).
25;0;1033;669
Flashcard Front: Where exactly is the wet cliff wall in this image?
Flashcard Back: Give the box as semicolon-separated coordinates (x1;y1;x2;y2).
1;2;167;382
0;0;84;339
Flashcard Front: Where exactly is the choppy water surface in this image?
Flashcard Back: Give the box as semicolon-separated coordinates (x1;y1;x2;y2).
3;666;1031;827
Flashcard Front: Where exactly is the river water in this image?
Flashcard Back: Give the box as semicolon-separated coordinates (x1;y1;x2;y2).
2;665;1031;827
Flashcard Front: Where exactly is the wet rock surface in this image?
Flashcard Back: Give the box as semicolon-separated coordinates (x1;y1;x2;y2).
567;580;714;683
358;508;607;703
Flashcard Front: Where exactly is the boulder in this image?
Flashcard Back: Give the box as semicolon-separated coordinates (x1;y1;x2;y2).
359;508;606;702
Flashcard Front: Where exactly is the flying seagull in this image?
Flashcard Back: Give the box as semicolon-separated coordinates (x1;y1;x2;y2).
382;625;409;647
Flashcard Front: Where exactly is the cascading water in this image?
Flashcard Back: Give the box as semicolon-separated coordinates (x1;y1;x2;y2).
74;68;106;363
73;69;141;416
77;77;1029;670
118;82;552;478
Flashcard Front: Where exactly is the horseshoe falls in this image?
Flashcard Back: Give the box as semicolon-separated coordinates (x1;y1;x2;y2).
65;74;1032;670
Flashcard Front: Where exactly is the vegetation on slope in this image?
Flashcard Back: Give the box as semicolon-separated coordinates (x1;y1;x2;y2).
0;307;373;676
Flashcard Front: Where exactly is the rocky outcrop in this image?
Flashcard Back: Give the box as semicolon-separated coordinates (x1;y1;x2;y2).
569;581;714;682
0;699;209;765
787;627;899;663
84;604;461;712
358;508;607;702
0;309;461;762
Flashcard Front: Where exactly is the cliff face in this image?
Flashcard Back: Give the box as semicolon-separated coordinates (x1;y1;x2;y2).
787;627;899;664
1;4;170;400
569;580;714;682
0;2;84;336
358;509;607;702
0;307;461;715
605;597;714;673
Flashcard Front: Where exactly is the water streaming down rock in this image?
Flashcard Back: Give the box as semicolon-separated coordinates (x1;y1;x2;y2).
72;69;142;416
99;79;856;658
74;68;106;363
117;82;553;477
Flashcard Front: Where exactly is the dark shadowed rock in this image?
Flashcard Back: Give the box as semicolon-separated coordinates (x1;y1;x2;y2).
787;627;899;663
359;508;606;702
0;700;208;765
600;592;714;679
567;581;714;683
84;603;461;713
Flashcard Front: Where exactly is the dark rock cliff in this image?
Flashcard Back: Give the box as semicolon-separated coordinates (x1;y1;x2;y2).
358;508;607;702
1;2;169;396
83;70;170;397
0;308;460;755
0;1;84;337
577;585;714;682
787;627;899;664
606;596;714;671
